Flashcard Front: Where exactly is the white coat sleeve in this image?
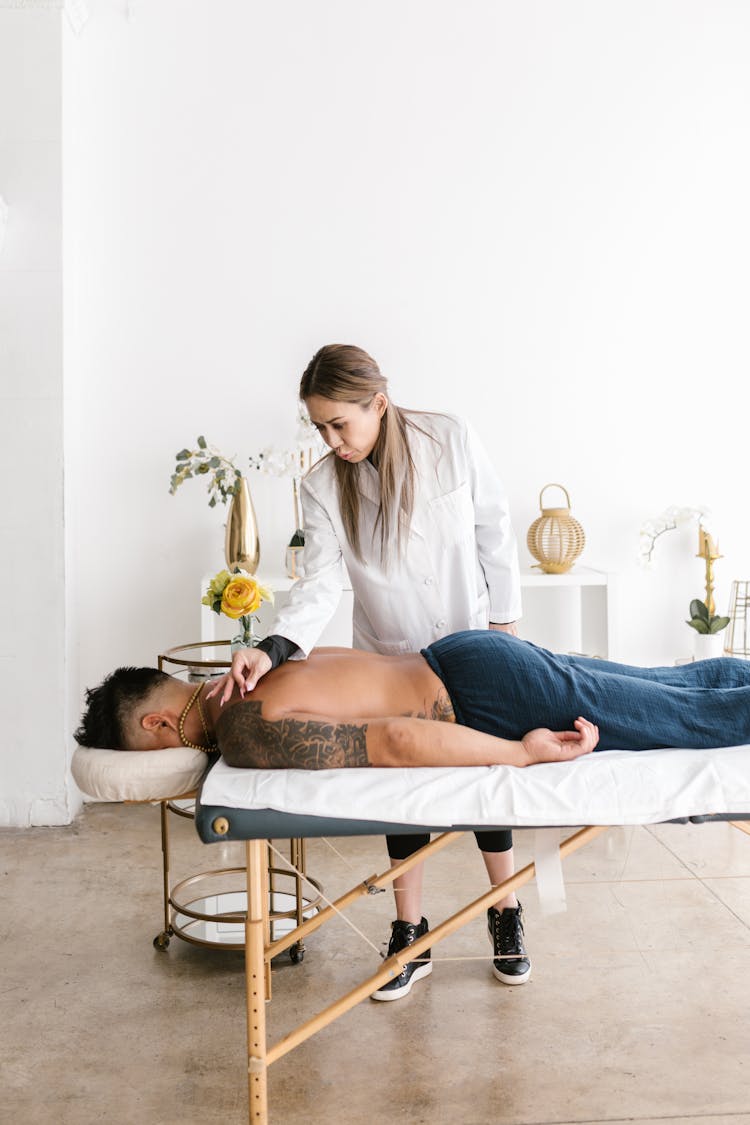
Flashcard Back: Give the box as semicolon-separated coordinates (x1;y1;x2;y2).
464;421;523;623
269;475;345;658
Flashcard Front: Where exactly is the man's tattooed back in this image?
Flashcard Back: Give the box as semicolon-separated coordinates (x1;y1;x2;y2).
216;701;371;770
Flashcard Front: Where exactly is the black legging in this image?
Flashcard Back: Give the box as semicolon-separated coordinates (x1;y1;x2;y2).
386;829;512;860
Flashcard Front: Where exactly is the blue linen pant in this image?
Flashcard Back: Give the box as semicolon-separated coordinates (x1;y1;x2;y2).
421;631;750;752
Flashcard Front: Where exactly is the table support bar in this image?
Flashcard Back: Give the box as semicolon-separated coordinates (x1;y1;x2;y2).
262;825;606;1067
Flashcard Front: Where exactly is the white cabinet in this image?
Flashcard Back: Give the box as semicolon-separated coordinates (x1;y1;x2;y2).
518;566;618;659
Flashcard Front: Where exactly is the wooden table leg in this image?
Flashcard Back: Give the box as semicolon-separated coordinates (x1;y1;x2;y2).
246;839;269;1124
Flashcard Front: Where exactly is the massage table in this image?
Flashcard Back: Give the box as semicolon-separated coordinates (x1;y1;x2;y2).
187;744;750;1125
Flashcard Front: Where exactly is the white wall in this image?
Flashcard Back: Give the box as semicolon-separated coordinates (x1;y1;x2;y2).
6;0;750;823
67;0;750;670
0;9;75;825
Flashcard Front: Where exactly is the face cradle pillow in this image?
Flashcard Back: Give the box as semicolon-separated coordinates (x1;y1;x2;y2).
71;745;211;802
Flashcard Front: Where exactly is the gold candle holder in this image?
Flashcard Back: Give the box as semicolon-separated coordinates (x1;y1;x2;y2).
697;527;722;617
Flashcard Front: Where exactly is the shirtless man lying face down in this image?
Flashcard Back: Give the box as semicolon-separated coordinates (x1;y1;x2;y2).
75;631;750;767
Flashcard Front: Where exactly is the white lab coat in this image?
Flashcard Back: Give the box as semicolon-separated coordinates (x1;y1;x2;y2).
272;412;522;657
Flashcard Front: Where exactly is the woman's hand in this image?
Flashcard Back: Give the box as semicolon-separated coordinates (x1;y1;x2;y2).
205;648;273;705
489;621;518;637
520;717;599;765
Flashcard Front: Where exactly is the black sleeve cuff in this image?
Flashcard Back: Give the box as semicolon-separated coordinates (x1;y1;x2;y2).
255;634;300;669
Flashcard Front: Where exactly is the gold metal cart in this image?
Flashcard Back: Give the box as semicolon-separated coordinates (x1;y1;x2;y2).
152;641;323;958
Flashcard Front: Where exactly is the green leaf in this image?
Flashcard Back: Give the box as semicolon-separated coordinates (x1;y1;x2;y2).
197;463;209;474
689;599;709;622
209;456;220;468
709;616;730;634
688;617;709;633
197;435;207;449
176;449;191;460
209;496;216;507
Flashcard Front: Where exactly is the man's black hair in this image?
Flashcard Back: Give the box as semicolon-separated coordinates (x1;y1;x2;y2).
74;666;171;750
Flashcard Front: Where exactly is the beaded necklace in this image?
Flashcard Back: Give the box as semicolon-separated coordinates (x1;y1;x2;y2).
178;682;216;752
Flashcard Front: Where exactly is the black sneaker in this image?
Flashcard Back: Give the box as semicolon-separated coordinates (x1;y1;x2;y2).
371;917;432;1001
487;903;531;985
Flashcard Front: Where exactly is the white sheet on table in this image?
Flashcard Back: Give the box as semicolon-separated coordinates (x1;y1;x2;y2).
200;744;750;828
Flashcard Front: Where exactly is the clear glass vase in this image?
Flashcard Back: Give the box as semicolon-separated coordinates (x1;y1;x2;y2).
231;615;260;655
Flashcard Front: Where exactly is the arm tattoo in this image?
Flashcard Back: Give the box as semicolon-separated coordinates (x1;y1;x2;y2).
216;701;371;770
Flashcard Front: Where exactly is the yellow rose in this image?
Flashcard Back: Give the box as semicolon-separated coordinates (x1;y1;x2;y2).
221;575;262;619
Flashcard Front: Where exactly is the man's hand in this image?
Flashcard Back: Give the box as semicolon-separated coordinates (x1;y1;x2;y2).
520;717;599;765
205;648;273;705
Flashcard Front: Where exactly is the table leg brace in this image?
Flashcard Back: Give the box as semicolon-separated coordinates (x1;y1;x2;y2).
244;825;607;1124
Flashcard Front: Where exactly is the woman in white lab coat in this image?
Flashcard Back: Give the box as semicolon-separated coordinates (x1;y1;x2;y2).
213;343;529;999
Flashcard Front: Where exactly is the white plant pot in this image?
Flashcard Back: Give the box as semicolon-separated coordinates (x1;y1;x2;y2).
692;631;726;660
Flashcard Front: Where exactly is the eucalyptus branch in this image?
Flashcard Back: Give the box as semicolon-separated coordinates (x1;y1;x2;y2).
169;436;242;508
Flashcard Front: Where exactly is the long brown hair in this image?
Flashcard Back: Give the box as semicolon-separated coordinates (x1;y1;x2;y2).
300;344;423;565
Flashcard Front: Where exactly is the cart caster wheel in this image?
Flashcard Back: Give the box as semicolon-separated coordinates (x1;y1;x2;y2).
289;943;304;964
153;932;170;951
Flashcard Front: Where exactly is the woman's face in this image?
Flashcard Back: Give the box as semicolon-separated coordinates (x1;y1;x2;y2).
305;394;387;462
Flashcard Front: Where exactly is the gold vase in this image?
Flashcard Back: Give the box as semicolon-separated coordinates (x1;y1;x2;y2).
225;476;260;574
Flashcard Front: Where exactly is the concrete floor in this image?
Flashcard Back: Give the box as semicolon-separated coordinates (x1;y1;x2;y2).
2;805;750;1125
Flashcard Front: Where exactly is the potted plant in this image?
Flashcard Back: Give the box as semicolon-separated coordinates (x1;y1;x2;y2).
686;599;729;659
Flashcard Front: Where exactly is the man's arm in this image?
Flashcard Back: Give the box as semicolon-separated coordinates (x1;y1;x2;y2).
367;715;598;767
215;702;598;770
